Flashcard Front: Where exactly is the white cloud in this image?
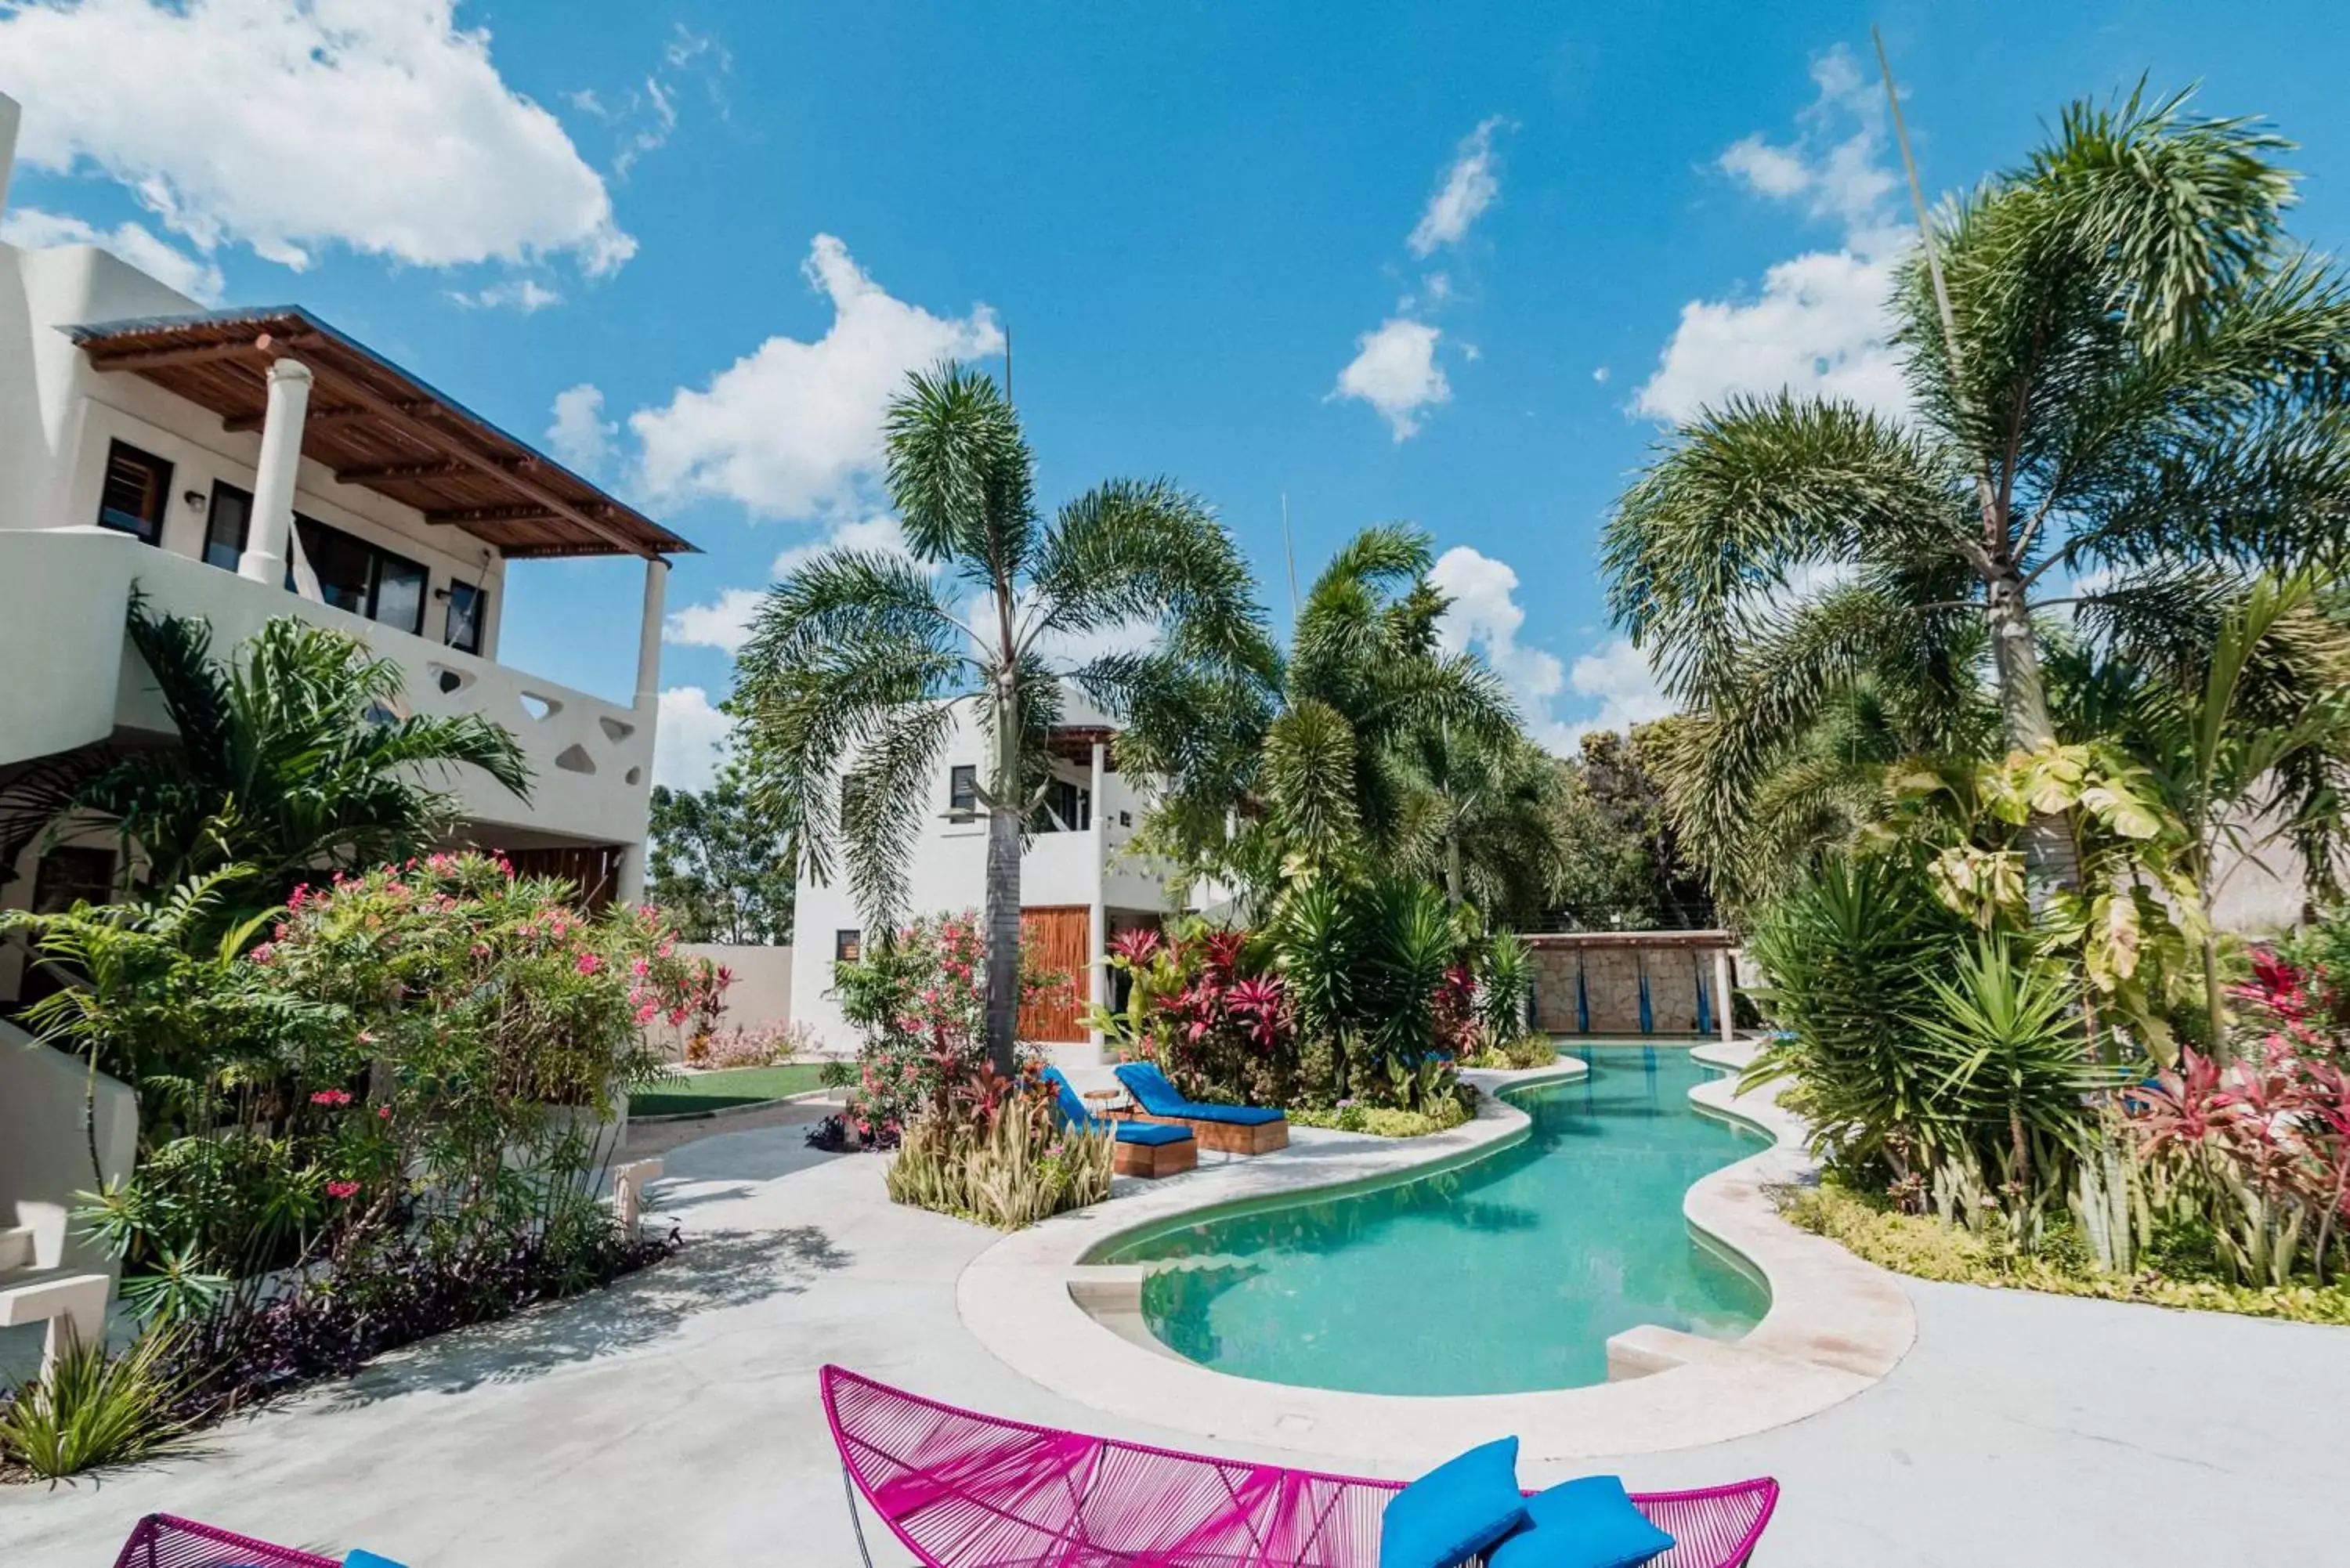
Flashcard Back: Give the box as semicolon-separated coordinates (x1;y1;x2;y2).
1635;45;1911;425
1428;546;1571;750
449;278;563;313
653;686;732;791
1635;247;1907;423
663;589;767;656
1591;366;1611;384
571;23;729;180
1332;317;1450;440
630;234;1003;516
665;516;925;656
1566;638;1675;737
1430;546;1678;750
1408;116;1505;257
0;205;222;302
545;384;616;475
0;0;631;276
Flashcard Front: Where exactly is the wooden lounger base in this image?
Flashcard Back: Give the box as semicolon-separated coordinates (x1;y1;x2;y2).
1130;1111;1289;1155
1113;1138;1198;1178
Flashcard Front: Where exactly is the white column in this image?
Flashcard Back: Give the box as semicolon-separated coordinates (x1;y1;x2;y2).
1088;738;1108;1050
238;358;313;584
634;557;668;711
0;94;22;222
1714;947;1737;1046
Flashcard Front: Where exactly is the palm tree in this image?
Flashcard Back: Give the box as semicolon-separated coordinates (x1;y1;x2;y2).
1605;88;2350;889
733;363;1274;1074
0;602;530;908
1396;724;1564;923
1129;525;1526;911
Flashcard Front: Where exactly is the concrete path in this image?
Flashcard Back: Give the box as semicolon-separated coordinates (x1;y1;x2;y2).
4;1113;2345;1566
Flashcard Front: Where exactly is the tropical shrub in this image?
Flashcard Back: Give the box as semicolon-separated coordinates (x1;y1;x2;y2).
0;1328;192;1480
829;910;1064;1147
885;1059;1112;1228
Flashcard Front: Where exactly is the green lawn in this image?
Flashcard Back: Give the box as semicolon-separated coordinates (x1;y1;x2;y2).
631;1063;830;1118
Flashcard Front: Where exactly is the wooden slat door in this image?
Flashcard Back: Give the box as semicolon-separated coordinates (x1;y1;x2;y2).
1017;905;1090;1042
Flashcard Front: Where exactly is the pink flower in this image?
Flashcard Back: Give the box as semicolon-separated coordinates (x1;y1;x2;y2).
635;1001;660;1025
631;956;650;978
576;950;602;975
377;1105;392;1120
326;1180;361;1200
249;942;276;966
310;1088;354;1107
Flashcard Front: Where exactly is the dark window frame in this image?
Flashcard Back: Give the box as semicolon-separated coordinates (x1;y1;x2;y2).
96;440;173;544
443;579;488;655
834;928;862;964
203;481;254;572
948;764;978;815
32;844;118;913
293;515;430;635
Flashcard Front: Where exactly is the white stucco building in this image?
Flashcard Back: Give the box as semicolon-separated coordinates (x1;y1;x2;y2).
0;93;692;1303
789;695;1207;1057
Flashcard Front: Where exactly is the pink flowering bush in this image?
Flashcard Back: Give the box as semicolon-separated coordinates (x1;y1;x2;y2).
885;1057;1113;1228
687;1020;817;1070
827;911;1061;1148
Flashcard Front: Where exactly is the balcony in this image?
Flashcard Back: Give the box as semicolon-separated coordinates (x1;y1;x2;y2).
0;526;653;847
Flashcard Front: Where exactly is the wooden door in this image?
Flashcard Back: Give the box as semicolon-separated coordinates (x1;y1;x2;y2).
1018;905;1091;1042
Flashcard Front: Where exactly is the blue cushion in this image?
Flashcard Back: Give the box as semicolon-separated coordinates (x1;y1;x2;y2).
1112;1121;1193;1146
1379;1436;1527;1568
344;1552;412;1568
1115;1063;1286;1124
1487;1476;1675;1568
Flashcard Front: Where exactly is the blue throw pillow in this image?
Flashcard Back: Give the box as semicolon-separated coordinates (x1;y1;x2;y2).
1379;1436;1528;1568
344;1552;412;1568
1487;1475;1676;1568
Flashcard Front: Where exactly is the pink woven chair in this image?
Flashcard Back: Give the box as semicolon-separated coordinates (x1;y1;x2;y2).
111;1513;340;1568
822;1365;1779;1567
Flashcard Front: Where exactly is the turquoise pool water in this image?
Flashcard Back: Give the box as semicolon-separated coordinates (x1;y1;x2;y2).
1097;1045;1770;1395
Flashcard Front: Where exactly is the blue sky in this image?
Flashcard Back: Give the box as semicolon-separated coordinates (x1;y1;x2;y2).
5;1;2348;789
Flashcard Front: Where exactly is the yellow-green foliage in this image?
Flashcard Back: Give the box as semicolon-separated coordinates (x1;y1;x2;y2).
1778;1180;2350;1326
1290;1093;1475;1138
0;1328;191;1479
1461;1035;1560;1071
888;1104;1114;1230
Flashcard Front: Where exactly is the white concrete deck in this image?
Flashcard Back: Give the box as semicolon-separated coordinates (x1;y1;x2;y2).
5;1088;2348;1565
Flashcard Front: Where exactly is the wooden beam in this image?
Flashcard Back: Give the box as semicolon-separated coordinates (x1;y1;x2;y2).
424;504;567;525
274;347;654;560
87;329;317;373
334;457;533;485
222;402;385;434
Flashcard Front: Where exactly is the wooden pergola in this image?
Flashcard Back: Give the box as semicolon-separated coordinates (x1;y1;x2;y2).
65;307;693;562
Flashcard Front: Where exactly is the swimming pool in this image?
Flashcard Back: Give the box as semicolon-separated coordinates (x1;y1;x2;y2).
1094;1044;1770;1395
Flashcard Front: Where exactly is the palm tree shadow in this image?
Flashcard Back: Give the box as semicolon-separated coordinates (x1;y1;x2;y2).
325;1227;851;1406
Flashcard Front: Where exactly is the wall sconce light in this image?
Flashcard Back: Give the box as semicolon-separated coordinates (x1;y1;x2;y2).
183;490;207;510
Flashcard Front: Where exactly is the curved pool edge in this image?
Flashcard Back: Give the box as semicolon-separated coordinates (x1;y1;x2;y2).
956;1044;1917;1472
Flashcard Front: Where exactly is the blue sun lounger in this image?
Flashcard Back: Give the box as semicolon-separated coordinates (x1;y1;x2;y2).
1043;1066;1196;1176
1112;1061;1289;1154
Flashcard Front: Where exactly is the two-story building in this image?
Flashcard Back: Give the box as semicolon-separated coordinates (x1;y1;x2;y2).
787;694;1208;1059
0;92;692;1292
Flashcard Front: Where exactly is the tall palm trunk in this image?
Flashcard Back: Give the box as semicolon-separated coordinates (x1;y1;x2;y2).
1984;563;2082;892
982;663;1024;1078
1443;831;1465;907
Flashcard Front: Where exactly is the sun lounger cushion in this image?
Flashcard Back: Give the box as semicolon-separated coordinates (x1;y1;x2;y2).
1486;1476;1676;1568
1378;1435;1528;1568
344;1552;413;1568
1114;1062;1285;1124
1111;1120;1192;1147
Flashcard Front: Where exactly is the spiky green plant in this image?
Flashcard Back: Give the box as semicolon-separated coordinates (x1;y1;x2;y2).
0;1328;192;1479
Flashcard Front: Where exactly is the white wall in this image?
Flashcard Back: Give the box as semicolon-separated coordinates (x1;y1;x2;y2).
0;1020;137;1279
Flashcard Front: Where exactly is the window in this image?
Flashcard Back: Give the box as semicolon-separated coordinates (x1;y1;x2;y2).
96;441;172;544
443;580;487;655
834;929;862;964
1031;777;1090;833
293;516;429;634
203;482;253;572
33;846;116;913
948;764;978;815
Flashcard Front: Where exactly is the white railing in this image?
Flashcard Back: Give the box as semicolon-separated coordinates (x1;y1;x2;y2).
0;527;653;846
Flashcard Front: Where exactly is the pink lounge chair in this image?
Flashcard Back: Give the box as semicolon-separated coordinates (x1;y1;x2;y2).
822;1365;1779;1567
112;1513;340;1567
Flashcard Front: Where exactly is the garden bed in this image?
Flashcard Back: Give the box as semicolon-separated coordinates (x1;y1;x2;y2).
1777;1180;2350;1328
